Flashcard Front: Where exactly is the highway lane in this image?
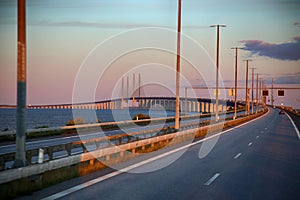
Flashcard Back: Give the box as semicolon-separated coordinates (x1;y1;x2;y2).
0;111;243;155
19;107;300;200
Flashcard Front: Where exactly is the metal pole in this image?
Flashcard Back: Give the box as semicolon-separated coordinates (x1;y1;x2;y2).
260;78;262;111
14;0;27;168
250;68;256;114
256;73;259;114
271;78;274;108
234;48;238;119
210;24;226;121
185;87;187;115
244;60;251;115
175;0;182;130
121;76;124;109
231;47;242;119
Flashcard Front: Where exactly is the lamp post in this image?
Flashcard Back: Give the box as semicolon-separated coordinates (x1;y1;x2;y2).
210;24;226;121
244;59;251;115
14;0;27;168
231;47;243;119
250;68;256;114
256;73;259;114
175;0;182;130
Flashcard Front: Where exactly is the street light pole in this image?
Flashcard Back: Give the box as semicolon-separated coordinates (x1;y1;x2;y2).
271;78;274;108
256;73;259;114
231;47;242;119
250;68;256;114
14;0;27;168
175;0;182;130
121;76;124;109
210;24;226;121
244;59;251;115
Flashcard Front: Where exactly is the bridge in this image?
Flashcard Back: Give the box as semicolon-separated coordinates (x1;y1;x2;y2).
26;97;240;114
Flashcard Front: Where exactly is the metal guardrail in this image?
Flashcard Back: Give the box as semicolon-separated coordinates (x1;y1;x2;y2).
0;109;255;171
0;112;216;137
0;109;267;184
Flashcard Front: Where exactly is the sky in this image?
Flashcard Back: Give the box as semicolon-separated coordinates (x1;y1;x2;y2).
0;0;299;108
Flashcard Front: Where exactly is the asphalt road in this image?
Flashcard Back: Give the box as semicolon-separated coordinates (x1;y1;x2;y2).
18;107;300;200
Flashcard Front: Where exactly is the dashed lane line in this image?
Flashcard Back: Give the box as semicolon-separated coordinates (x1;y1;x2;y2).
233;153;242;159
204;173;221;186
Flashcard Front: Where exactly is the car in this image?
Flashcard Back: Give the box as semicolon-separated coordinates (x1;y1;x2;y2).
279;110;285;115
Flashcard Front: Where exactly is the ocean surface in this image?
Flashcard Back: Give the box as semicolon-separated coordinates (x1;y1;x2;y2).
0;108;178;131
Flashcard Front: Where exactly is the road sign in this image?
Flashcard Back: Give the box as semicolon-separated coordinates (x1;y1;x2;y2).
278;90;284;96
228;88;235;96
262;90;269;96
214;89;220;96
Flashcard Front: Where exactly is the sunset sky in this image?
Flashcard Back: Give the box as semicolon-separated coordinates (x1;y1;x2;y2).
0;0;299;107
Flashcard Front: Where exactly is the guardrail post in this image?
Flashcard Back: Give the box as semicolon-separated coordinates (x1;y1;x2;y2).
82;144;87;153
38;148;44;164
26;150;32;165
0;157;4;171
47;147;53;160
65;144;71;156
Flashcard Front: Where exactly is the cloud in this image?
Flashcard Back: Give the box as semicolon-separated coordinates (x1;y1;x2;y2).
240;37;300;61
294;22;300;27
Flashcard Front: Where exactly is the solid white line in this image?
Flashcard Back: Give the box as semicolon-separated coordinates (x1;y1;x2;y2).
204;173;221;186
43;109;270;199
233;153;242;159
285;113;300;141
248;142;252;146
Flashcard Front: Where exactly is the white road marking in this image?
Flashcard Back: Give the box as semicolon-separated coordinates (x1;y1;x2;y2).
248;142;253;146
43;109;270;200
261;131;264;133
204;173;221;186
256;136;259;139
285;113;300;141
233;153;242;159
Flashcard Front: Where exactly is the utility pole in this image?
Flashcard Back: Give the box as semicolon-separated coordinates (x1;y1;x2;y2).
250;68;256;114
256;73;259;114
260;78;263;111
121;76;124;109
244;59;251;115
175;0;182;130
14;0;27;168
210;24;226;121
231;47;242;119
271;78;274;108
184;87;187;115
